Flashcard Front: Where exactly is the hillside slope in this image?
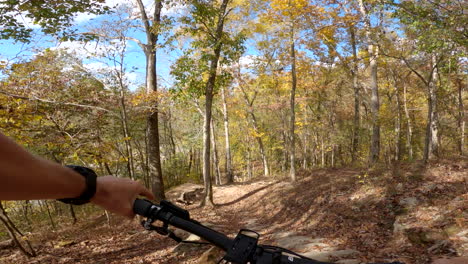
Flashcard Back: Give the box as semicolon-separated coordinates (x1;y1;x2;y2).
1;160;466;264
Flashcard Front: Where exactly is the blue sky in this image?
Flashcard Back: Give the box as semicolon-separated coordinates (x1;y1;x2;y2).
0;0;187;90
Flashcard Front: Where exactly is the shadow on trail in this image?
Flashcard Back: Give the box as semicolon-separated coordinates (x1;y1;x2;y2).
228;162;467;264
217;182;279;207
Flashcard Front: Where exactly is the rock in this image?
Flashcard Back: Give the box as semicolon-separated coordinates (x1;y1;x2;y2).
0;239;14;250
243;219;266;231
276;236;333;252
399;197;418;209
176;188;204;205
393;217;408;235
54;240;76;248
172;242;205;254
185;233;203;242
172;228;192;240
303;249;359;262
336;259;361;264
444;225;463;236
270;231;297;240
421;183;437;194
395;183;404;193
196;246;224;264
432;257;468;264
421;230;448;243
427;240;454;254
405;228;448;244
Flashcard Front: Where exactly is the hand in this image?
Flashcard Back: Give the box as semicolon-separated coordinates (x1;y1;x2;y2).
90;176;155;218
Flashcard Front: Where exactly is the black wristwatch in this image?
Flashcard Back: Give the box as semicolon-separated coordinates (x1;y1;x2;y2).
58;165;97;205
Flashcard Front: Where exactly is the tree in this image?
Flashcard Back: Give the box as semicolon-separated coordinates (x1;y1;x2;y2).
390;0;465;162
221;86;234;183
358;0;381;165
134;0;166;200
172;0;244;205
0;0;109;42
266;0;315;181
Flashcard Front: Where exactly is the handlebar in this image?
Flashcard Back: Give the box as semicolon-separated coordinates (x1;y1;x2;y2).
133;199;402;264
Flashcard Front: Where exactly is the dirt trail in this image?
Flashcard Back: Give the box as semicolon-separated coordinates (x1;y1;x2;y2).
1;161;467;264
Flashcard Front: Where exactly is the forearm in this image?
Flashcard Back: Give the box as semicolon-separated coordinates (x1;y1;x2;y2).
0;133;85;200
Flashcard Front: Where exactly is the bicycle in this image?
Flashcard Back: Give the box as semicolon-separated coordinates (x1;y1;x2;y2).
133;198;403;264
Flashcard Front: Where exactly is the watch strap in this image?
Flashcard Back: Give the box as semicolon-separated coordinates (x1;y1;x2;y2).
58;165;97;205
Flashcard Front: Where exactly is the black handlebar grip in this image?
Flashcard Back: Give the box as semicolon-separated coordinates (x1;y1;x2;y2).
133;198;154;217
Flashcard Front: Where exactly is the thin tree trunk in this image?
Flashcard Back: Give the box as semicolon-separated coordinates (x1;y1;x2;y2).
456;74;465;155
201;0;230;207
331;145;335;167
211;118;221;186
136;0;165;201
44;201;56;229
321;137;325;168
303;129;308;169
188;147;193;174
22;201;32;229
167;110;177;157
238;85;270;176
0;216;35;257
358;0;380;165
0;203;36;257
247;147;253;180
403;83;414;159
282;130;288;171
349;24;361;164
114;40;136;180
119;85;135;180
289;29;297;181
394;76;402;161
69;204;77;225
424;54;440;162
221;87;233;183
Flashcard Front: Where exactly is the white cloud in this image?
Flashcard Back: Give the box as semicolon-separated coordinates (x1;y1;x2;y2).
53;40;129;59
74;13;98;24
12;13;41;29
239;55;257;68
69;0;189;28
83;61;110;73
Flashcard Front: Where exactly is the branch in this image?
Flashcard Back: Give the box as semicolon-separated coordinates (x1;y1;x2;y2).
379;52;430;86
0;90;118;117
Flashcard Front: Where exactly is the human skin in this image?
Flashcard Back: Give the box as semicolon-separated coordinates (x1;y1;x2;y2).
0;132;154;218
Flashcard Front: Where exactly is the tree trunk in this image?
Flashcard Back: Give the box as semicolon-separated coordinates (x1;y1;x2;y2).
424;54;440;162
456;73;465;155
0;203;35;257
202;96;214;206
69;204;77;225
136;0;165;201
211;118;221;186
201;0;229;207
394;77;402;161
282;130;288;171
119;80;135;180
238;84;270;177
43;201;56;229
221;87;233;183
22;201;32;229
349;24;361;164
358;0;380;165
148;109;165;201
289;29;297;181
247;147;253;179
188;147;193;174
403;83;414;159
167;110;177;157
321;137;325;167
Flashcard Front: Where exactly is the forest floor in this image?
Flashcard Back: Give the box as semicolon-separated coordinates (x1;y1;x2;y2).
0;159;467;264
